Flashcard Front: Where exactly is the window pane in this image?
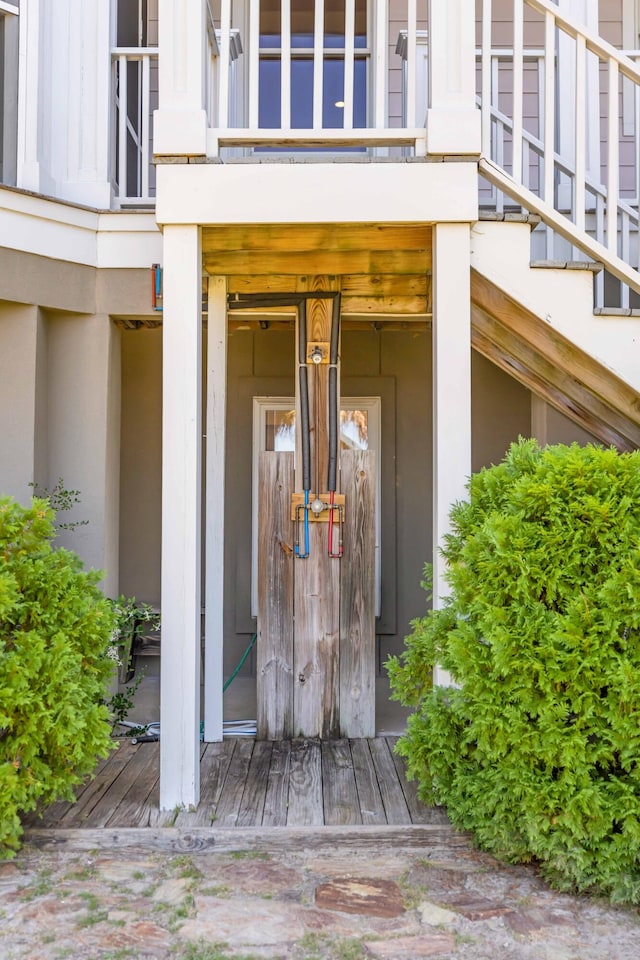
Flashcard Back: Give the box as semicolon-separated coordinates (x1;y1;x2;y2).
340;410;368;450
263;408;368;451
265;409;296;451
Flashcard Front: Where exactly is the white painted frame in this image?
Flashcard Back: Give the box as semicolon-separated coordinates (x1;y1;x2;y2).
251;396;381;619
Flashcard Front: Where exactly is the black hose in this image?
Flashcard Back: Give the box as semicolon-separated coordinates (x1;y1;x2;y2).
328;365;338;492
329;294;340;364
298;300;308;365
299;366;311;491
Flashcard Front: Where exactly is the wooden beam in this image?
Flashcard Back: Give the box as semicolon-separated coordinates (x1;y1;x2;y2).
470;270;640;443
202;223;432;255
228;273;430;297
204;249;431;277
471;308;640;451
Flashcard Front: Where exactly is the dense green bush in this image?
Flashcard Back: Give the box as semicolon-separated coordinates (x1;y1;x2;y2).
388;439;640;903
0;498;116;854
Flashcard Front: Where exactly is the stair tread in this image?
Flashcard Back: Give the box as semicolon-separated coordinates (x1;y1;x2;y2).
530;259;604;272
593;307;640;316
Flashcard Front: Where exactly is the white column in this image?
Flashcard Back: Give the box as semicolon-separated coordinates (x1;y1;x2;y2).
62;0;112;206
160;225;203;811
204;276;227;743
0;304;42;502
426;0;480;155
45;314;121;598
432;224;472;686
16;0;40;191
155;0;207;155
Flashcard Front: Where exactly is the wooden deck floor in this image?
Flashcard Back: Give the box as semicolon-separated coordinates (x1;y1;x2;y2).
24;737;448;831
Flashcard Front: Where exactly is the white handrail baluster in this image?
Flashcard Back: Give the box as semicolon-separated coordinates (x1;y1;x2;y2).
313;0;324;130
281;0;291;129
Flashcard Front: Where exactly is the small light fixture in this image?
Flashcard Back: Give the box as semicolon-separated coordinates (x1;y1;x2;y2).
334;100;345;108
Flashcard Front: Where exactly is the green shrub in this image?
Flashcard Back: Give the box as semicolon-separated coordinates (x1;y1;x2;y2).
388;439;640;903
0;497;116;854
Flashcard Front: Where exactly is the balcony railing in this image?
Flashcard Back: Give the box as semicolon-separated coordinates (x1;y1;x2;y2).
209;0;428;156
111;46;158;206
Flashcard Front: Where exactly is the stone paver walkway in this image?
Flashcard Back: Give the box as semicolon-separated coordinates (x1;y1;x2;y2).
1;832;639;960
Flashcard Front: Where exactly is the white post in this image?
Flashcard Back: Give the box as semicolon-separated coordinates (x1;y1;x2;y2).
16;0;40;191
432;223;472;686
160;225;203;811
155;0;207;155
62;0;112;206
426;0;480;155
204;276;227;743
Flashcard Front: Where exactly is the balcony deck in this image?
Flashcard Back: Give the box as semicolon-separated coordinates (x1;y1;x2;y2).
22;736;448;833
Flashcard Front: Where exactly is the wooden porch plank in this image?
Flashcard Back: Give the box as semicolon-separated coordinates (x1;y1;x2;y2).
339;450;376;737
89;744;159;828
321;739;362;826
262;740;291;826
174;740;236;827
386;737;450;825
350;738;388;825
21;750;115;827
213;738;255;826
368;737;412;825
105;743;161;829
287;738;324;826
59;740;138;827
236;740;273;826
257;452;294;739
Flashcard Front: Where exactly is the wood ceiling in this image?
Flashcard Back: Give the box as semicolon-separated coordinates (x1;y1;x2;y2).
202;223;432;318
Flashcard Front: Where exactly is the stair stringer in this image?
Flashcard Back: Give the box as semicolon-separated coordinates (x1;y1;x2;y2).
470;220;640;451
471;220;640;394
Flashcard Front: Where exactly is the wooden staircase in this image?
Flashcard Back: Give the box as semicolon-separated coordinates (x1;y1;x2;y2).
470;218;640;451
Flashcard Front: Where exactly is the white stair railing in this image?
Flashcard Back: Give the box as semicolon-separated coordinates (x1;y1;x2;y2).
111;47;158;205
478;0;640;309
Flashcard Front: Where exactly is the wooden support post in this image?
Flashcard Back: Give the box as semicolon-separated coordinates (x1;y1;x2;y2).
204;276;227;743
160;225;202;810
293;277;341;738
339;449;376;737
257;452;294;739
